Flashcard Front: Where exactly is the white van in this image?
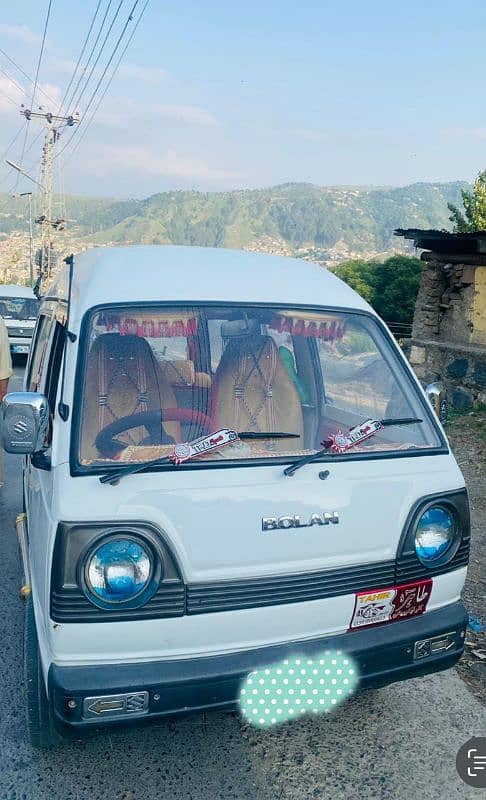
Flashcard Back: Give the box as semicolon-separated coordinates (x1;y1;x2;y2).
0;284;40;356
1;246;469;747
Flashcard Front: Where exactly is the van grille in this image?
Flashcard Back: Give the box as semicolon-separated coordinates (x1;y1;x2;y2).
7;326;32;339
186;561;396;614
50;580;185;622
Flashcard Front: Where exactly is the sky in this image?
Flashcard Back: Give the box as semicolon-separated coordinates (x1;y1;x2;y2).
0;0;485;198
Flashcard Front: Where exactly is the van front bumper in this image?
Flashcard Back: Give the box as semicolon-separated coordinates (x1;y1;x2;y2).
49;601;467;733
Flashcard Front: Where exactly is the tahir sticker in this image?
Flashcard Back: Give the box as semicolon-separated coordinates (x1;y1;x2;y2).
171;428;239;464
349;579;432;629
326;419;383;453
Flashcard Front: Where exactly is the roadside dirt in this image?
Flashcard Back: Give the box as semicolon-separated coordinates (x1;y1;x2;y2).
447;409;486;704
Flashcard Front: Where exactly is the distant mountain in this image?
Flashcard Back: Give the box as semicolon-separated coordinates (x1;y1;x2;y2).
0;181;467;260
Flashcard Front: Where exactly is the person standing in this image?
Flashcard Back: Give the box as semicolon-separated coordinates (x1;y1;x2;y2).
0;314;12;487
0;314;12;401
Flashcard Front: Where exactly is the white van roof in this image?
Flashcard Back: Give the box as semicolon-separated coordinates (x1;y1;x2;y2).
0;284;36;298
48;245;373;327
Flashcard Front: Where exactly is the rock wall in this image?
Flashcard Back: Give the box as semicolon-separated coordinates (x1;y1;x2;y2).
410;340;486;409
409;254;486;408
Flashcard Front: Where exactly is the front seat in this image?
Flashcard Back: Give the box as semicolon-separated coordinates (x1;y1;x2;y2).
80;333;181;462
211;334;303;450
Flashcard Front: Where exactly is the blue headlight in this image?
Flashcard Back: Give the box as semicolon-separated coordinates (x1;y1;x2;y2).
415;506;454;562
86;538;152;603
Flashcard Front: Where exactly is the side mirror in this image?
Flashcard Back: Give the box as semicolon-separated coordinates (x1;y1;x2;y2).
1;392;49;454
425;382;447;425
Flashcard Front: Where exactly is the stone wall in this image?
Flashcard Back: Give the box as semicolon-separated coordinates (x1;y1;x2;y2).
410;340;486;409
409;253;486;408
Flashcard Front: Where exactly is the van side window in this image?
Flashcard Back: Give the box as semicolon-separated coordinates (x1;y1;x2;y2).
44;322;65;412
26;314;54;392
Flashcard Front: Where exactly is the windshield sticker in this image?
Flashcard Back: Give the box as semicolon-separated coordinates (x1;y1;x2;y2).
171;428;239;464
269;314;346;341
349;579;432;629
325;418;383;453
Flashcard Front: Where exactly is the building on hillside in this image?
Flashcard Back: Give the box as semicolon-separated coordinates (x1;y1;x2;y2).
394;228;486;409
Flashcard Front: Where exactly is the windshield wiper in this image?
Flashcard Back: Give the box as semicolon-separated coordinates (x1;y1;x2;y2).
100;454;171;485
284;417;423;477
100;431;300;485
238;431;300;439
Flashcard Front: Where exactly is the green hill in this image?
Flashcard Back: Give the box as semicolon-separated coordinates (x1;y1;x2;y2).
0;181;467;257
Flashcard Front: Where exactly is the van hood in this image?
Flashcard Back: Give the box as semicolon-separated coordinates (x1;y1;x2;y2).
56;455;464;584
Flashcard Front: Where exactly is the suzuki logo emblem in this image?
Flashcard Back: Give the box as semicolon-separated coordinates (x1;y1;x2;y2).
262;512;339;531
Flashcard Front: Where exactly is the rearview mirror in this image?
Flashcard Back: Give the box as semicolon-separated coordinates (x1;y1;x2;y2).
425;382;447;425
1;392;49;454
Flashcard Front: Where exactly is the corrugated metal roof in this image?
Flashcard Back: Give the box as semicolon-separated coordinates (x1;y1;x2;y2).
394;228;486;255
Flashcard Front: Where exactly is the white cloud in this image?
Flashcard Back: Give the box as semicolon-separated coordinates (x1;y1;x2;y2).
36;82;63;109
151;104;218;126
49;57;77;75
290;128;327;142
445;126;486;140
0;24;40;44
91;145;239;180
0;74;25;112
117;63;168;83
0;73;63;118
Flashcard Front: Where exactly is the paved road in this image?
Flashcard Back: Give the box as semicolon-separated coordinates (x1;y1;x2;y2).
0;366;484;800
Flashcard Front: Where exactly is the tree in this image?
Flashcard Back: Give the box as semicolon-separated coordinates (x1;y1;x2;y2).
448;170;486;232
370;255;422;326
333;259;375;303
335;255;422;326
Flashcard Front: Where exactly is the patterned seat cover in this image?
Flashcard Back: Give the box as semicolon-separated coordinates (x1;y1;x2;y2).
211;335;303;450
80;333;181;462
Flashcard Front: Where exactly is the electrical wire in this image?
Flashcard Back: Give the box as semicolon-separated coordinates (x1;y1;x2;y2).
30;0;54;113
14;0;54;192
63;2;149;164
57;0;145;161
0;66;28;100
0;122;27;163
58;0;105;115
63;0;117;114
0;47;58;107
70;0;127;114
0;121;28;190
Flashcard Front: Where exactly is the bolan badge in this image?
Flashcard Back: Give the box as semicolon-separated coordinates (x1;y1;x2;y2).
171;428;239;465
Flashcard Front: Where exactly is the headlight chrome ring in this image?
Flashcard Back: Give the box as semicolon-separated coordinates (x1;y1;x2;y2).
82;532;160;609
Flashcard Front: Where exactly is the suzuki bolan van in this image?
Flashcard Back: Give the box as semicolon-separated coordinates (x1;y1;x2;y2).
1;246;469;747
0;284;40;356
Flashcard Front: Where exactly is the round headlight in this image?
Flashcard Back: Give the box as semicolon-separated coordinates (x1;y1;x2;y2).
85;537;153;606
415;506;455;563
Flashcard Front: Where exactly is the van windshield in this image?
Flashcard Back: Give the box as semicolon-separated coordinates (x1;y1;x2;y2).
0;297;39;320
77;305;442;468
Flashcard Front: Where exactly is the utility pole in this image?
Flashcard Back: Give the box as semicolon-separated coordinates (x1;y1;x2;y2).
19;192;34;287
19;108;78;280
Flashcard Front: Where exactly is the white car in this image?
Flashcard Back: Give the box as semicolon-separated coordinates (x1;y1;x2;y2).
0;284;39;356
1;246;469;747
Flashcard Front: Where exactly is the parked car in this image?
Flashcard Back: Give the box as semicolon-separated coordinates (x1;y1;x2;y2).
0;284;40;356
0;246;469;747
